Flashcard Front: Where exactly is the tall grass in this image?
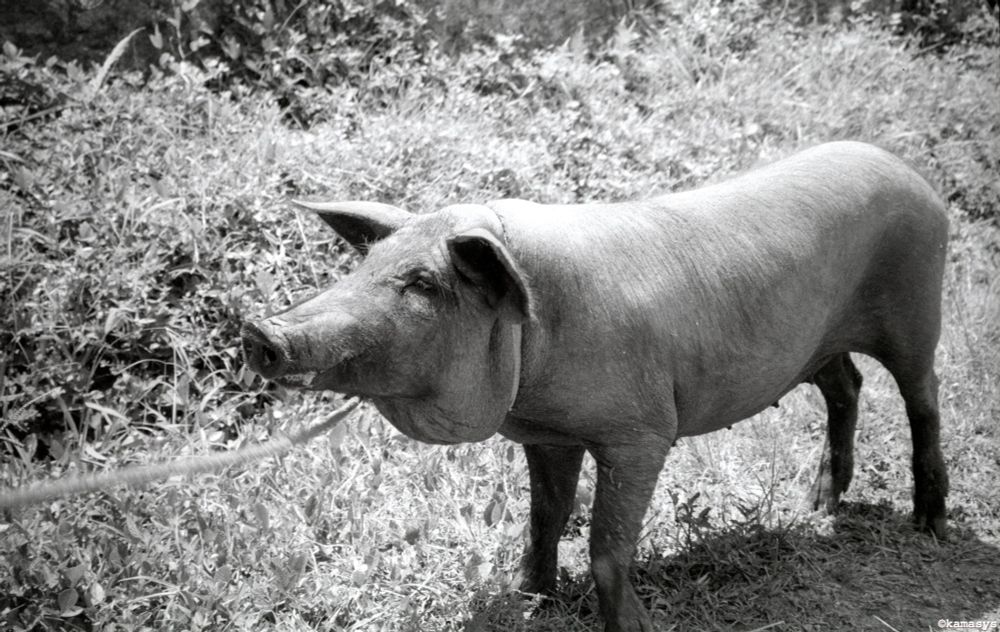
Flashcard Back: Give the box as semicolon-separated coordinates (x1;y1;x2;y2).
2;3;998;630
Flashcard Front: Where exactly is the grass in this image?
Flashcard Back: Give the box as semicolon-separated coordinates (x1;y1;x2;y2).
2;3;999;631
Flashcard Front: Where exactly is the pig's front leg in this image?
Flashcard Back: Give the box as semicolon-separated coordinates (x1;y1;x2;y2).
518;444;586;595
589;440;670;632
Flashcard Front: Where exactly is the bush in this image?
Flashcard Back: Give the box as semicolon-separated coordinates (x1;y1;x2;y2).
1;51;281;456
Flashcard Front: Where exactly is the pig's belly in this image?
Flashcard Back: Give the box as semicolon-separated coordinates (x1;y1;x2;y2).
672;354;829;438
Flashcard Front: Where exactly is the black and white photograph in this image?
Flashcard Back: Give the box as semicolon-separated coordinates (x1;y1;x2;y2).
1;1;998;630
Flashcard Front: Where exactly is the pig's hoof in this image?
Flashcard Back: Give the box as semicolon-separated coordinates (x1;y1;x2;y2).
511;570;555;597
603;610;654;632
804;475;840;514
913;486;948;540
914;509;948;540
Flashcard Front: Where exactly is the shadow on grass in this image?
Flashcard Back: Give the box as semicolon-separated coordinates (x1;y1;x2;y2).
467;501;1000;631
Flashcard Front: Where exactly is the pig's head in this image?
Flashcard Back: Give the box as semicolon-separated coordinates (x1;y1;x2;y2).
240;200;532;444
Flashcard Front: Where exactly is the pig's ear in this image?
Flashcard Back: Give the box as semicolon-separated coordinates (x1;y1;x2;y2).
447;228;533;321
292;200;411;255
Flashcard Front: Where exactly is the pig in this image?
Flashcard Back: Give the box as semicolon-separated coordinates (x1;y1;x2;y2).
240;141;949;631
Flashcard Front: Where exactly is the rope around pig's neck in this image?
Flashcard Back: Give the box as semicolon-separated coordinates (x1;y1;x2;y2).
0;399;360;509
507;323;521;412
491;206;522;414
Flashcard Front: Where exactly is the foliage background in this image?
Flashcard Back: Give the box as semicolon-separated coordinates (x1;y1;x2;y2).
1;0;999;630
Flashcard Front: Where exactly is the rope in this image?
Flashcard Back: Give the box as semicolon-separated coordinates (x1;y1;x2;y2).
0;399;359;509
491;204;523;413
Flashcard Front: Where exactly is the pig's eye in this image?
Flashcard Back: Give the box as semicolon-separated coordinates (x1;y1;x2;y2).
401;275;436;295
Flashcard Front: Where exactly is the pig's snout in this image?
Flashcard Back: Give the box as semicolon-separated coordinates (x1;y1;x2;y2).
241;321;289;379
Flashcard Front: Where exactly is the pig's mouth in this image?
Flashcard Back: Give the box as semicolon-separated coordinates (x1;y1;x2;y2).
271;360;362;394
271;371;319;390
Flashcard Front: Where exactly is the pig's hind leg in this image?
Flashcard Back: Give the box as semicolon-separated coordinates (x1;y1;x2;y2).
807;352;863;513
